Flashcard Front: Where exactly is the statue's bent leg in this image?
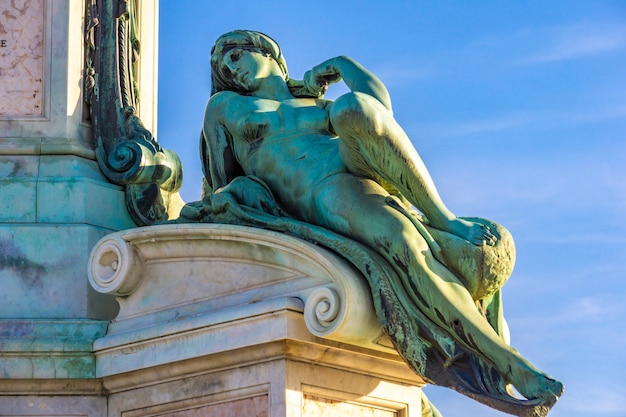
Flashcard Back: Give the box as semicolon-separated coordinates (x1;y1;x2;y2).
328;92;495;246
312;173;562;403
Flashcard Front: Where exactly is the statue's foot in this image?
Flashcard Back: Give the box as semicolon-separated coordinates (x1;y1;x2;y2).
510;366;564;405
442;217;498;246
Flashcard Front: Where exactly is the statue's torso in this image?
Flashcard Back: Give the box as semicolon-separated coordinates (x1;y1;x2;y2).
215;93;347;215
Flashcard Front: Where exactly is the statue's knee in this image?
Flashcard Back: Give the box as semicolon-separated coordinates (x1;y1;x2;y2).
331;92;374;115
330;93;359;126
330;92;382;134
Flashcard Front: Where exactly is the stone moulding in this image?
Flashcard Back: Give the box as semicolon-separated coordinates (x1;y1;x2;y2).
0;319;109;380
88;224;392;376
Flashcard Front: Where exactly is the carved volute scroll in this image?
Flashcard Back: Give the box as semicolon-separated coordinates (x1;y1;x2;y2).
85;0;183;225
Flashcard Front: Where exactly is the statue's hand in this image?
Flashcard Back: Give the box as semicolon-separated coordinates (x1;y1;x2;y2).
217;176;282;217
303;58;343;96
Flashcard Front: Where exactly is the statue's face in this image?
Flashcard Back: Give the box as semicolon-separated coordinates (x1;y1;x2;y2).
219;46;284;92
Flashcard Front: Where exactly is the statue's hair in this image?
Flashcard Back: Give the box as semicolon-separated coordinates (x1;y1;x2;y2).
210;30;321;98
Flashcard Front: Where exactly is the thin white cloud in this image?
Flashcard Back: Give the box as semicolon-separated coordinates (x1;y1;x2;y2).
510;295;626;328
467;21;626;66
560;296;622;322
528;232;626;246
523;25;626;64
372;63;438;86
561;384;626;414
520;22;626;64
413;105;626;138
418;114;528;137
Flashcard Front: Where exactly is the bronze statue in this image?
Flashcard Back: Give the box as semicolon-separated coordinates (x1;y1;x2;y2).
182;30;563;417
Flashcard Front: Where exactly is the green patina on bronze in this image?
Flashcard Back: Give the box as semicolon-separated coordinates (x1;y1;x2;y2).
178;30;563;417
86;0;183;225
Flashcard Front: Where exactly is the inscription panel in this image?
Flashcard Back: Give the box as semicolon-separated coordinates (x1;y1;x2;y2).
0;0;45;117
156;396;269;417
303;394;398;417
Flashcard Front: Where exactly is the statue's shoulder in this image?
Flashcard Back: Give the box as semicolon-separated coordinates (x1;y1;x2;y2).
208;91;240;108
205;92;241;125
206;91;246;122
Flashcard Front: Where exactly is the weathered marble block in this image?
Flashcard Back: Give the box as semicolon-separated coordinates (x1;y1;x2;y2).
88;223;396;377
86;224;425;417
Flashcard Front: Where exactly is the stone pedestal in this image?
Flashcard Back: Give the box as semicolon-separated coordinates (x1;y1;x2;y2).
0;0;134;321
104;348;422;417
0;0;157;405
89;225;425;417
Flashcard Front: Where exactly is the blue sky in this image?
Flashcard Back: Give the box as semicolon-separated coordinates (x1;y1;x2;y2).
157;2;626;416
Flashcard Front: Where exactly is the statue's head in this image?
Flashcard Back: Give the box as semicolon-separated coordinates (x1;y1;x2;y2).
210;30;288;95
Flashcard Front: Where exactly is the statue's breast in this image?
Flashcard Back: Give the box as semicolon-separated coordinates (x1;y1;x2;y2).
237;111;271;142
277;100;330;133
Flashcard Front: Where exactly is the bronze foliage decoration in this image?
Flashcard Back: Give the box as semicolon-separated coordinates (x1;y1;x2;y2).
85;0;183;226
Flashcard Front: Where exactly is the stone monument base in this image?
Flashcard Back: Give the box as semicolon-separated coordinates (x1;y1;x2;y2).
0;335;423;417
94;224;426;416
0;224;426;416
103;338;423;417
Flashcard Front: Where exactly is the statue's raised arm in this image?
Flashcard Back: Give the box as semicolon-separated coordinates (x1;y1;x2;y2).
186;30;563;417
303;55;392;110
